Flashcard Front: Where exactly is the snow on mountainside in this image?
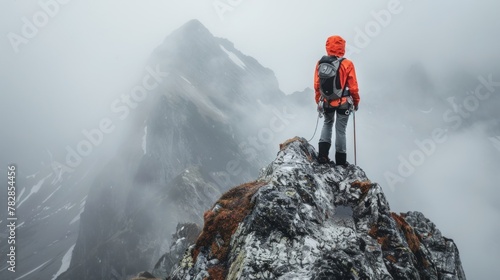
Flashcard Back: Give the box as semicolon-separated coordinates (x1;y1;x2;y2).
166;138;466;280
0;160;97;280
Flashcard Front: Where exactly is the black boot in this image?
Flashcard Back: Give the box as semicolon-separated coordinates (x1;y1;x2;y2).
335;152;349;166
318;142;333;164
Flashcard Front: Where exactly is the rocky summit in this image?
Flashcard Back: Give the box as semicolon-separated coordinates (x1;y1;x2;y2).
165;137;466;280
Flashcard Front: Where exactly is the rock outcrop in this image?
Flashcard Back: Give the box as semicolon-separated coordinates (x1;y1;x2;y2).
153;223;202;278
168;137;466;280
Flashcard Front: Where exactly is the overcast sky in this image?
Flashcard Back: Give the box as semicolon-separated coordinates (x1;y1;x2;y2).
1;0;500;279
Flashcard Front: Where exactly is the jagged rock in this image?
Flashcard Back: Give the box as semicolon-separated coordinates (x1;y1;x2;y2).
404;211;466;279
169;137;466;280
132;271;159;279
153;223;201;278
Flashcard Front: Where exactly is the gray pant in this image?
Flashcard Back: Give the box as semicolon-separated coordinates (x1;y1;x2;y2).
319;110;350;153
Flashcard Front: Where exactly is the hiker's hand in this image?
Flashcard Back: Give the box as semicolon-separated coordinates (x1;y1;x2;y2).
317;101;324;114
354;105;359;111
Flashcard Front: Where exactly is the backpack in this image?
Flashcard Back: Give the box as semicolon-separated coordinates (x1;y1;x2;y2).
317;56;349;102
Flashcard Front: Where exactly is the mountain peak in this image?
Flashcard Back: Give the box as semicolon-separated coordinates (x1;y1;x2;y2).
172;19;211;38
167;137;466;279
152;19;218;65
158;19;214;50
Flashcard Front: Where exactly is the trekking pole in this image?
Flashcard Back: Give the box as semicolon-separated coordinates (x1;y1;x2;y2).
353;110;357;165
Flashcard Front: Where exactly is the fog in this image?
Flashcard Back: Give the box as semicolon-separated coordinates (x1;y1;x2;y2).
1;0;500;279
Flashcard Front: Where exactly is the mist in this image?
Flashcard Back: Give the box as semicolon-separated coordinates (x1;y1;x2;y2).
1;0;500;279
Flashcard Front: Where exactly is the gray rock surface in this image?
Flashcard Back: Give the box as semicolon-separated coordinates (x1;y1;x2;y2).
170;137;466;280
153;223;201;278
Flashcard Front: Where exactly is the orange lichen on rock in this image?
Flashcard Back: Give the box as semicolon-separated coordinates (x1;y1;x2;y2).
378;236;391;250
279;137;314;162
368;225;378;238
351;180;372;195
193;181;267;280
391;212;421;253
279;137;304;151
386;254;397;263
370;214;431;269
369;225;391;249
204;266;225;280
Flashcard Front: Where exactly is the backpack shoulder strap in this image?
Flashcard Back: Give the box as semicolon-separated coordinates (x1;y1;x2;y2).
332;57;347;95
318;55;342;64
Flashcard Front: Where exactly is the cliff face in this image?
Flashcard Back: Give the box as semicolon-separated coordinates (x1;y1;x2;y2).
168;137;466;280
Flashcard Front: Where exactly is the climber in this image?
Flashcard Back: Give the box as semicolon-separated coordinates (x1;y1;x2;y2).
314;35;360;165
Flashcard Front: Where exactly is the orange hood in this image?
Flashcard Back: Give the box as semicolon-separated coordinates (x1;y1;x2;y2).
326;35;345;57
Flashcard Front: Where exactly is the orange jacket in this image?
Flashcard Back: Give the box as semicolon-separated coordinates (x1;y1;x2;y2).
314;35;360;107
